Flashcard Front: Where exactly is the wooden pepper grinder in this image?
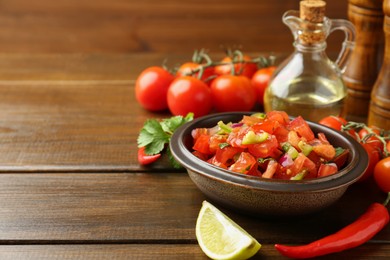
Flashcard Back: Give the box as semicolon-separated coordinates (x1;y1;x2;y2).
368;0;390;130
343;0;384;122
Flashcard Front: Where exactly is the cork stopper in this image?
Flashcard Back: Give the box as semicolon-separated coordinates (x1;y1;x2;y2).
299;0;327;45
300;0;326;23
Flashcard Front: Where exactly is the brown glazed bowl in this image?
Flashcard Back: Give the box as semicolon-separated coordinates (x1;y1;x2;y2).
170;112;368;216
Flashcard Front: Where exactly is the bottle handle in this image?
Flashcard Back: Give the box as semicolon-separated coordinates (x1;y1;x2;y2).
329;19;356;74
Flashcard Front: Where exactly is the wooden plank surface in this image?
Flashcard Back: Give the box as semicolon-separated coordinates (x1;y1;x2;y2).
0;244;389;260
0;81;148;172
0;173;388;243
0;53;182;172
0;0;348;54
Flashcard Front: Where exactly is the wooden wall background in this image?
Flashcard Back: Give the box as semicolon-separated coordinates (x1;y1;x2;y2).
0;0;348;54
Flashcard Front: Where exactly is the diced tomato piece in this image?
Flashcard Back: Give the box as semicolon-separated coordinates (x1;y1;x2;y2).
252;120;279;134
288;153;317;179
207;155;228;169
192;134;212;154
273;124;289;143
247;135;279;158
192;150;211;161
312;143;336;161
318;163;338;177
307;150;322;168
287;130;301;149
266;111;290;126
240;115;264;126
227;127;248;148
288;116;315;141
317;132;330;144
331;149;350;169
191;128;209;141
247;168;263;177
215;146;244;166
262;160;278;178
228;152;257;174
208;134;228;153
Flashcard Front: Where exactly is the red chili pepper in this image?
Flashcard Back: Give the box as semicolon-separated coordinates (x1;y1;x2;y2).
275;194;390;259
138;147;161;165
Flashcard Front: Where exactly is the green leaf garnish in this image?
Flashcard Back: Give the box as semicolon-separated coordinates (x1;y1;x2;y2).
137;113;194;167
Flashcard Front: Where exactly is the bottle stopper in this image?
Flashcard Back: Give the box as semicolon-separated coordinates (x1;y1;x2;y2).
300;0;326;23
299;0;327;44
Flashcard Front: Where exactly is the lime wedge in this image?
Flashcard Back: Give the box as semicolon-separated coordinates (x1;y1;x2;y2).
196;201;261;260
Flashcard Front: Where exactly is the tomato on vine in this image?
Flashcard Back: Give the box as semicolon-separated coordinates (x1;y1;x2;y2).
318;116;348;131
176;50;215;85
251;66;276;105
215;54;258;78
210;74;257;112
167;76;212;118
358;126;383;151
135;66;175;111
359;143;382;182
176;62;215;85
374;157;390;193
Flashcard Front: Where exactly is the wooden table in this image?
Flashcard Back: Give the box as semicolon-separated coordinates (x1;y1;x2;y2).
0;53;388;259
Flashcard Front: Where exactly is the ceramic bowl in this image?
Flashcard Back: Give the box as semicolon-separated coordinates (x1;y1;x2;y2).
170;112;368;216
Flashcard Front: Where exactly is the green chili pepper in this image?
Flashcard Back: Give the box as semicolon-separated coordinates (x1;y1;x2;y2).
242;131;268;145
298;141;313;156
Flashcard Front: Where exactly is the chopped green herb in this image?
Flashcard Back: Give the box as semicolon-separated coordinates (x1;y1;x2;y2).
137;113;194;168
334;147;345;157
219;142;230;149
217;121;232;133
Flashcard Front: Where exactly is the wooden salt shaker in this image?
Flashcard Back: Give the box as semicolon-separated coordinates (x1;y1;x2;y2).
343;0;384;122
368;0;390;130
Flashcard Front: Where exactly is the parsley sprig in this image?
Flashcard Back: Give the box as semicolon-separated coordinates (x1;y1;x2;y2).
137;113;194;168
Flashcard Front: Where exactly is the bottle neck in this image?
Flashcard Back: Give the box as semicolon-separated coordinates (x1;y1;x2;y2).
294;41;327;53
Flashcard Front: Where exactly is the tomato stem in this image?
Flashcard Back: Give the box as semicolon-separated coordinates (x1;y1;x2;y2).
383;192;390;207
342;121;390;158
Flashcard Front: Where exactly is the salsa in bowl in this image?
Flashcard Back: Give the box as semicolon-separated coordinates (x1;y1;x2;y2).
170;111;368;216
191;111;348;181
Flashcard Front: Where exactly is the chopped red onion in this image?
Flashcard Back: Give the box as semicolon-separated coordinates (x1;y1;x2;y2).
279;154;294;167
232;123;244;128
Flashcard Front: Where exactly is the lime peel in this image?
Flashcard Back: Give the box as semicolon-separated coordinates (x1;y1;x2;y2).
196;201;261;260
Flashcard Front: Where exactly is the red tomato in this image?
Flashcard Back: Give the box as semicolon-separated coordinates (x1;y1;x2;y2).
214;146;244;166
266;111;290;125
332;149;350;169
138;147;161;165
209;134;228;153
288;153;317;179
215;55;258;78
312;143;336;161
228;152;257;175
318;163;338;177
210;75;257;112
247;135;279;158
373;157;390;193
192;134;212;155
251;66;276;105
358;127;383;150
358;143;381;182
167;76;212;118
288;116;315;141
318;116;347;131
135;66;174;111
176;62;215;85
318;116;358;138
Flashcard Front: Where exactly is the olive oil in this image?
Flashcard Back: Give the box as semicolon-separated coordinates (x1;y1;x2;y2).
266;1;355;123
264;76;347;122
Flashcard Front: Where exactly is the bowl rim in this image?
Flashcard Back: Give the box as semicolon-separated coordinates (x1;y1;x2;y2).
170;112;368;192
